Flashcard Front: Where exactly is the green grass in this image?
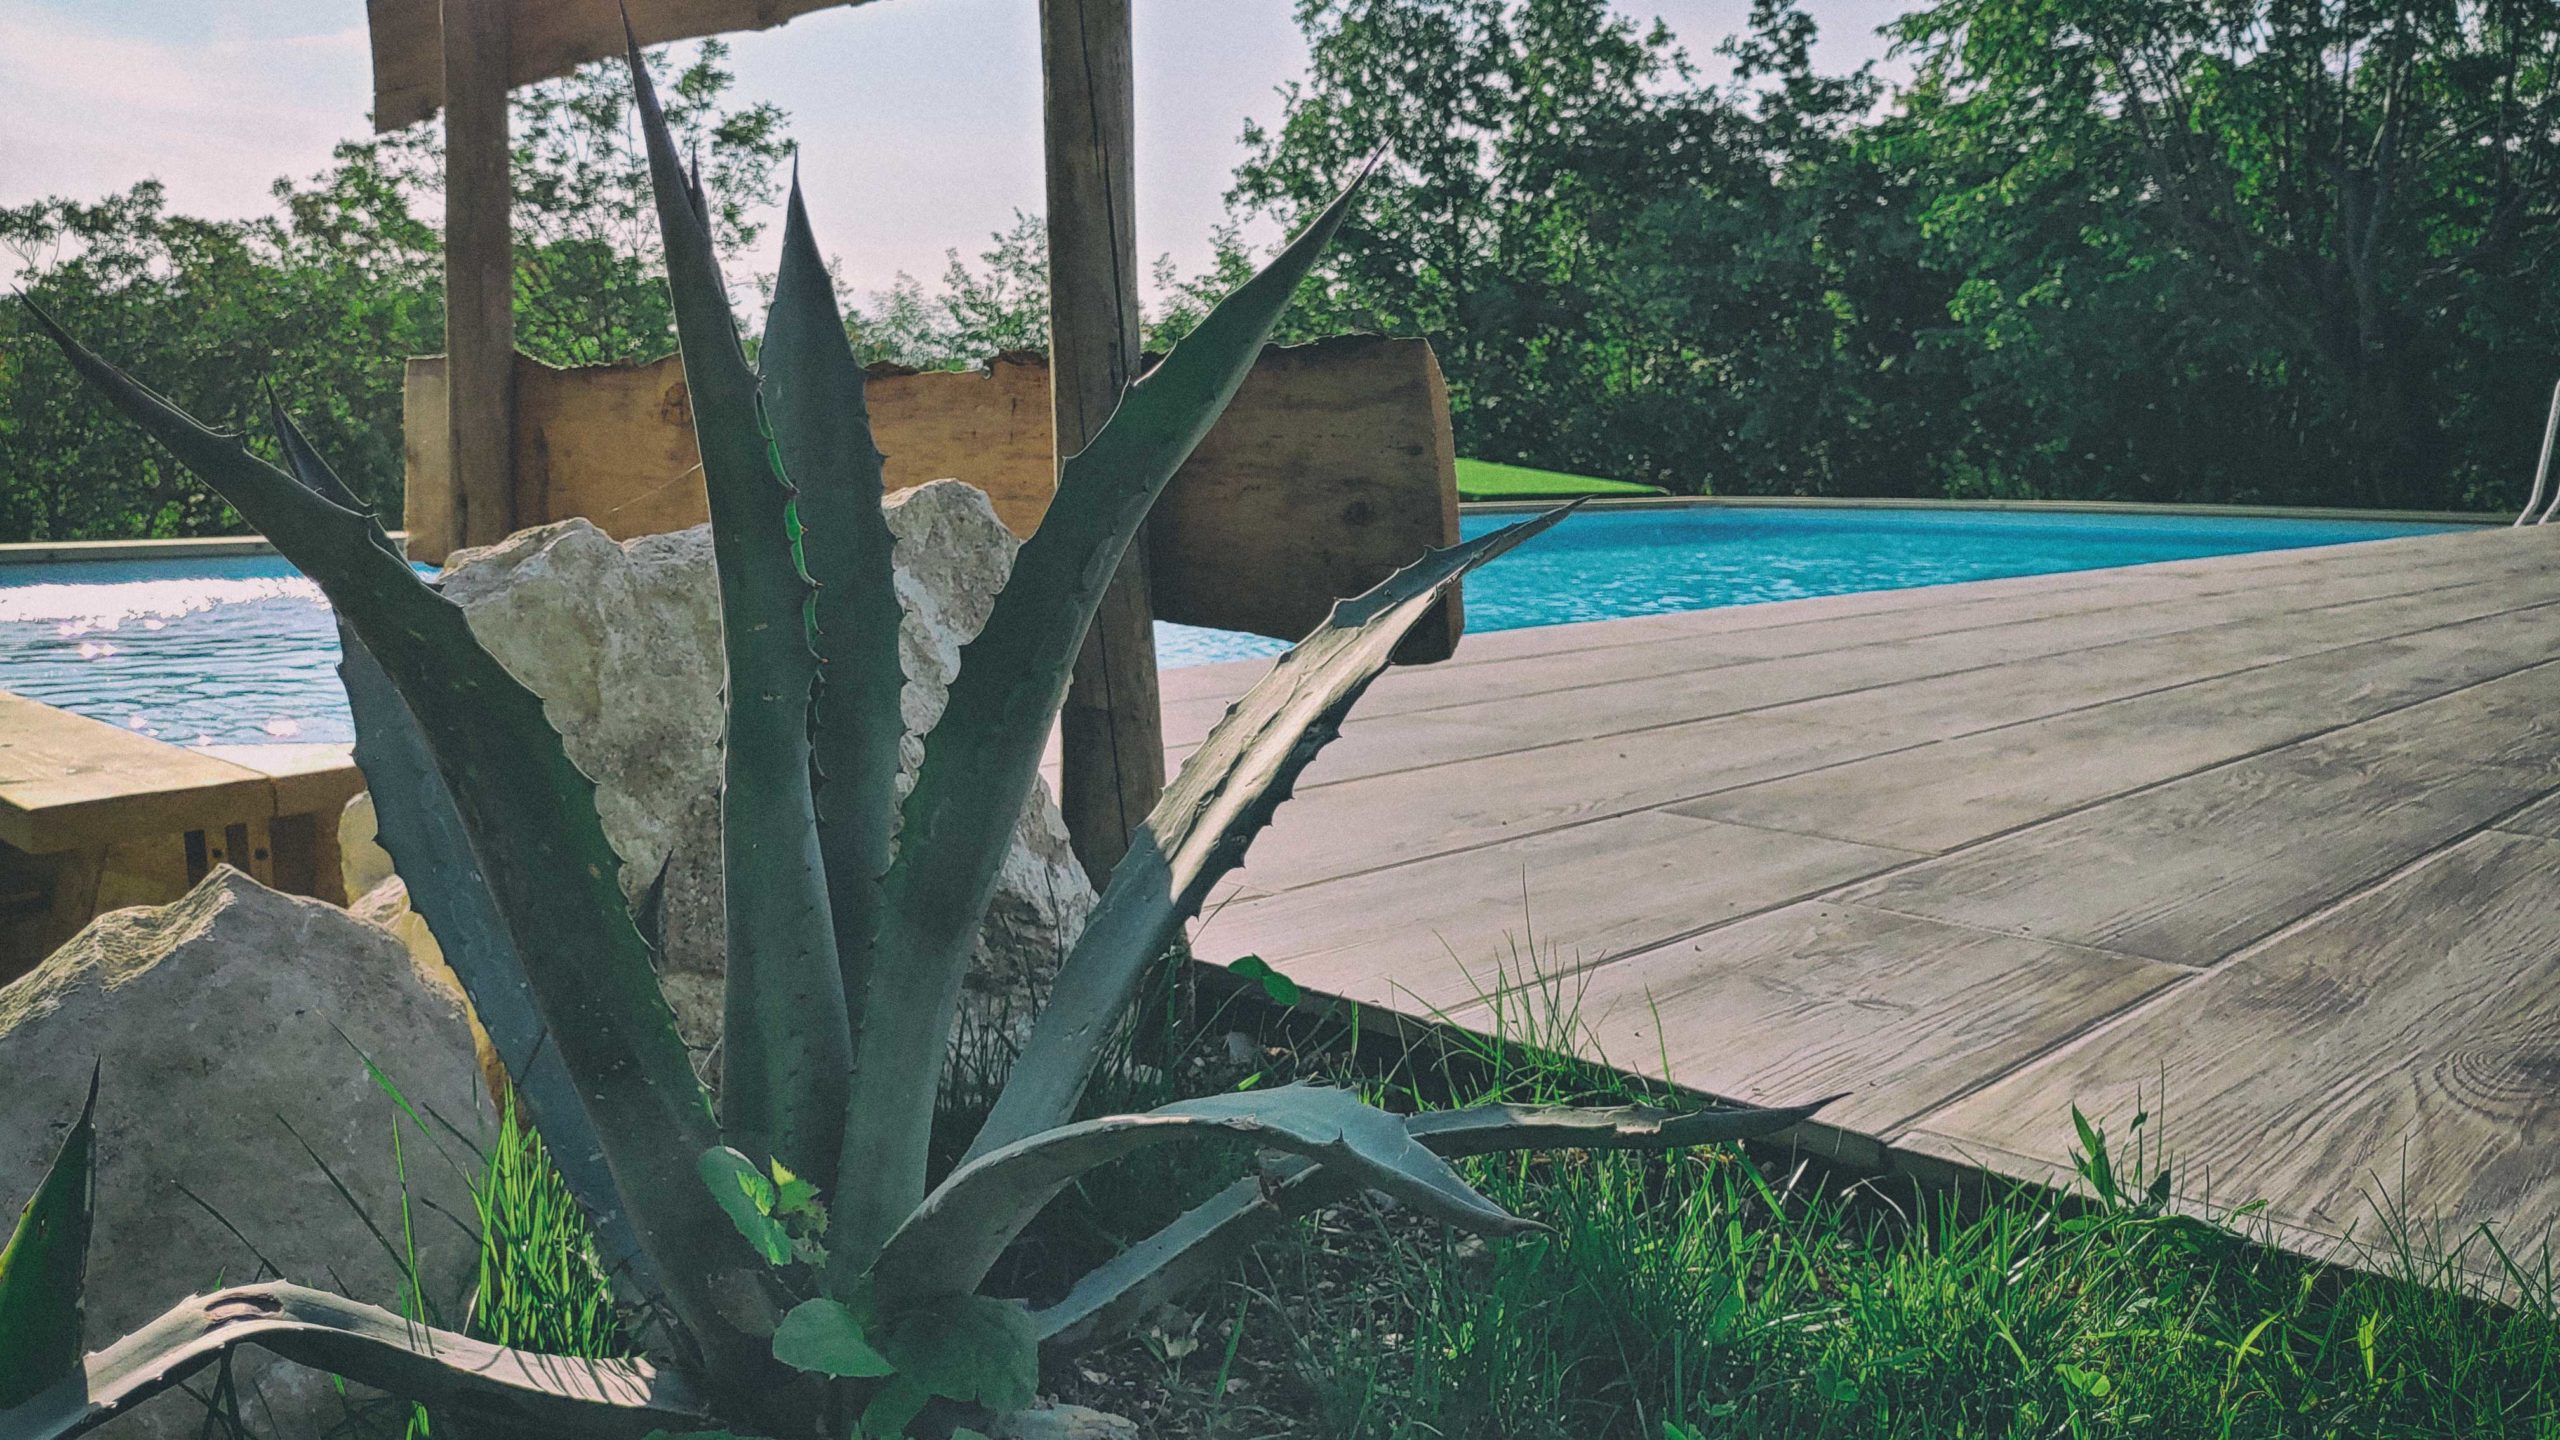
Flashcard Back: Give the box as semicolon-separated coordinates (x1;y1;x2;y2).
1455;458;1667;501
352;969;2558;1440
1049;980;2560;1439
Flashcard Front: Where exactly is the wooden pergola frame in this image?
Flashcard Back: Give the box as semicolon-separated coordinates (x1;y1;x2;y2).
366;0;1165;876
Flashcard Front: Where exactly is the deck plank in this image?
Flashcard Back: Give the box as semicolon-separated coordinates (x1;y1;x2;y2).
1196;810;1915;1016
1901;828;2560;1273
1682;601;2560;854
1442;899;2188;1142
0;691;276;852
1171;523;2560;1278
1833;661;2560;965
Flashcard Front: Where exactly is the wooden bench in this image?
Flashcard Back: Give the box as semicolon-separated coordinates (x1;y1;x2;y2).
0;691;365;981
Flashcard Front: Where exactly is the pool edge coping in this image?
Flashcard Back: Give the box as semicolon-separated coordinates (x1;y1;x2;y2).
1458;494;2507;525
2;499;2502;565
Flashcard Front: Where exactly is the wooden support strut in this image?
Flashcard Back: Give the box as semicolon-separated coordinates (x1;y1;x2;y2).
440;0;519;553
1043;0;1164;883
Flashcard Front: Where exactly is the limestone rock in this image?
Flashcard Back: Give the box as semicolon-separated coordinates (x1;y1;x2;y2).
990;1403;1143;1440
0;869;488;1440
430;480;1094;1050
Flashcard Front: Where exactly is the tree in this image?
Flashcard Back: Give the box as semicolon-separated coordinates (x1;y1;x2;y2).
0;43;788;540
849;210;1052;369
1891;0;2560;510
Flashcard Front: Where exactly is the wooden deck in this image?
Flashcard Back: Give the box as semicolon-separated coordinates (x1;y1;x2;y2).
1171;521;2560;1287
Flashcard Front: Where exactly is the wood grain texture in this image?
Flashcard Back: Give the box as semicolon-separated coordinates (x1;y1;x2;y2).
1202;575;2560;902
369;0;888;132
1453;900;2188;1139
1225;714;1892;892
397;343;1462;647
1840;661;2560;965
1287;550;2560;765
438;0;517;552
0;693;275;853
1043;0;1160;878
1903;828;2560;1263
1686;600;2560;854
1193;810;1913;1018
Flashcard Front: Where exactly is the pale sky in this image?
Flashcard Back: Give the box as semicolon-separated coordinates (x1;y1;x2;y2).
0;0;1911;294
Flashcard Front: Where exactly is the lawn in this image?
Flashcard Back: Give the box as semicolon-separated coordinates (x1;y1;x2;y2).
352;975;2560;1440
1455;458;1669;501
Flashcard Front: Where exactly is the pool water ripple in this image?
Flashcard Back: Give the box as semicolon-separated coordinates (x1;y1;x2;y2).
0;507;2460;747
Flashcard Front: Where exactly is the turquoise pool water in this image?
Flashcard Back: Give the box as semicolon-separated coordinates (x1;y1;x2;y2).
0;506;2462;746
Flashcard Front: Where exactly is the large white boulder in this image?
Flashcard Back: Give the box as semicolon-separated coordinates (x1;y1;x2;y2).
0;868;488;1440
429;479;1094;1051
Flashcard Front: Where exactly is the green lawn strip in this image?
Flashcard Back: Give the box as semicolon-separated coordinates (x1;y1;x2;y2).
1455;458;1667;501
356;974;2557;1440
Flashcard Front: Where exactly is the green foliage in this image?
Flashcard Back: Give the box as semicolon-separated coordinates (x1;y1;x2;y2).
15;33;1823;1440
865;1293;1040;1412
0;42;786;543
0;1073;95;1409
771;1299;893;1378
1223;0;2560;513
1230;955;1305;1006
463;1103;627;1362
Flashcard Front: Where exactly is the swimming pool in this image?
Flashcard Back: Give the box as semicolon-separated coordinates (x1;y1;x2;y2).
0;505;2463;746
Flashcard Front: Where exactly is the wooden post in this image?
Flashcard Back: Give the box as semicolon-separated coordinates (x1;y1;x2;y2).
440;0;518;552
1043;0;1163;883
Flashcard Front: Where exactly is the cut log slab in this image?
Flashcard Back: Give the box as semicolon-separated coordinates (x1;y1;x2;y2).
399;339;1463;651
1902;828;2560;1276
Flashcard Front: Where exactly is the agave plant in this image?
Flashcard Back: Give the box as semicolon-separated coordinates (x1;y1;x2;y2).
0;40;1830;1440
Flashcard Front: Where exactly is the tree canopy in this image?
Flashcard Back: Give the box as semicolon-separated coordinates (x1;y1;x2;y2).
6;3;2557;539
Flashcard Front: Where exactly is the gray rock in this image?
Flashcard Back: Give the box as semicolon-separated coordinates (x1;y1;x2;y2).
0;868;489;1440
990;1403;1144;1440
431;479;1094;1053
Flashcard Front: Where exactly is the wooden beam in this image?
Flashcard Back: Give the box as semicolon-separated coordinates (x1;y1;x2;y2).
440;0;518;553
1042;0;1162;883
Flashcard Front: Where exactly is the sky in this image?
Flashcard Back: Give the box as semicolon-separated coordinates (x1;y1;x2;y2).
0;0;1913;296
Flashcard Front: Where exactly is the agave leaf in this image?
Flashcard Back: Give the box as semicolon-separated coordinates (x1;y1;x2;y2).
1033;1174;1302;1353
867;1084;1533;1308
337;628;660;1306
1035;1094;1834;1350
967;504;1582;1161
262;395;405;560
625;34;850;1184
1404;1094;1842;1158
0;1073;98;1410
836;164;1377;1267
21;302;778;1379
759;175;905;1020
0;1282;708;1440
